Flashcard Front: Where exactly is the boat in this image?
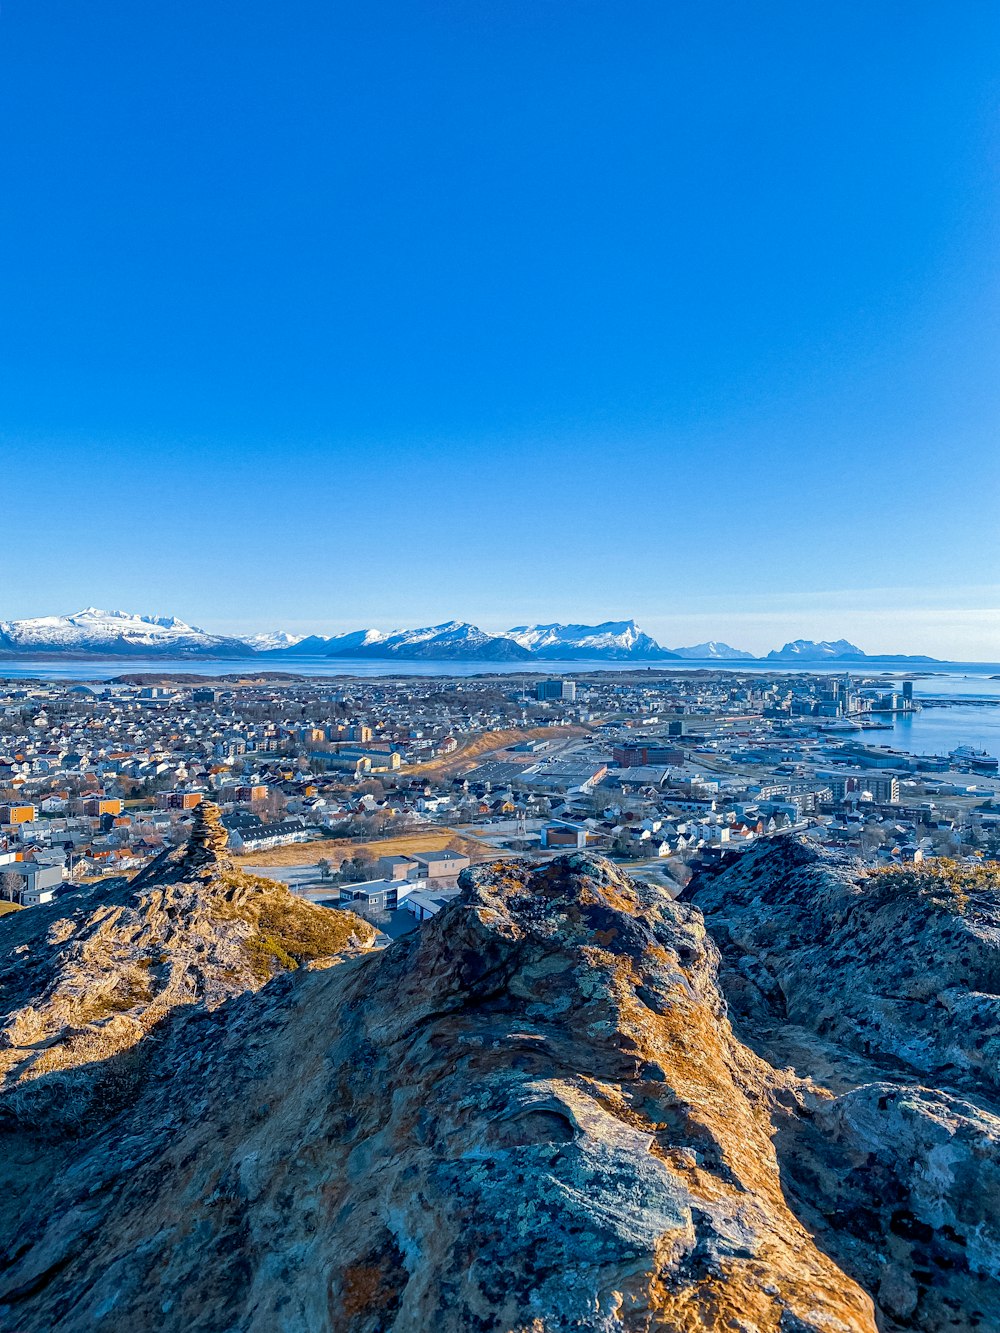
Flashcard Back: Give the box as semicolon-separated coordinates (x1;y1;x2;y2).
949;745;999;773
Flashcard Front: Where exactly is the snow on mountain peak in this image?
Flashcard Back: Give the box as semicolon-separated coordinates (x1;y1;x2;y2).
245;630;307;651
505;620;670;658
0;609;872;663
670;641;755;660
767;638;865;660
0;608;224;652
65;608;203;633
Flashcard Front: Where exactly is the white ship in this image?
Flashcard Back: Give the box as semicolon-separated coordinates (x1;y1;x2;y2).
949;745;999;773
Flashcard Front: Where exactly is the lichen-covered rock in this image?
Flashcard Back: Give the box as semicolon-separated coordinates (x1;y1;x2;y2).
780;1082;1000;1331
691;838;1000;1095
691;838;1000;1331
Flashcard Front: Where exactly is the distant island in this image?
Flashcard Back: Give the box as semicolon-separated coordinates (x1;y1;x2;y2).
0;608;943;664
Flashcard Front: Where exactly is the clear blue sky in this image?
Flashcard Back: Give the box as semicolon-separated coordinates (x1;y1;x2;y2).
2;2;998;655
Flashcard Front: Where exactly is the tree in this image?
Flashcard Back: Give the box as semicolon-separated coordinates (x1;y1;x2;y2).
249;789;286;821
0;871;22;903
610;833;634;859
317;858;331;881
337;852;380;885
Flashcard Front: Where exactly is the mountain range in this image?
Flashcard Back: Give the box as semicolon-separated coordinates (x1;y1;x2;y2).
671;639;756;660
0;608;248;656
766;637;867;660
278;621;533;661
0;608;936;663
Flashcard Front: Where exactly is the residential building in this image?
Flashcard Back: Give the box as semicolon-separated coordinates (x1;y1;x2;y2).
536;680;576;702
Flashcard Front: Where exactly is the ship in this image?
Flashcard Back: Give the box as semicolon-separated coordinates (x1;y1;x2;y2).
949;744;1000;773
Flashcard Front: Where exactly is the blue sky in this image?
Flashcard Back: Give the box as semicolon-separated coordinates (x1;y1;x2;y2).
1;1;998;655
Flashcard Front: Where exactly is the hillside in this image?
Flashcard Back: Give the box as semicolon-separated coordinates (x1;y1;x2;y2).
0;834;997;1330
0;803;375;1132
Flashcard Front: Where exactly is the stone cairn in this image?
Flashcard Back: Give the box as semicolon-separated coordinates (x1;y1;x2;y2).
184;801;231;876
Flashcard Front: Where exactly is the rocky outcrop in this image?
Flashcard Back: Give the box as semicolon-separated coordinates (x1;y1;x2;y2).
691;839;1000;1096
0;803;375;1131
692;840;1000;1332
780;1080;1000;1329
0;840;997;1331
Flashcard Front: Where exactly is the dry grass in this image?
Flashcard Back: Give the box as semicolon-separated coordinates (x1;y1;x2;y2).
234;828;489;867
214;870;377;981
871;857;1000;915
0;901;22;917
72;967;154;1025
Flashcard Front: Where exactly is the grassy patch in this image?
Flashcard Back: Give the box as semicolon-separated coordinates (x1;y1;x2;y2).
871;858;1000;915
214;868;376;981
245;930;299;981
73;967;155;1024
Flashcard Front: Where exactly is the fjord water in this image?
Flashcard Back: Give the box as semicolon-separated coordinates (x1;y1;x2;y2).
878;705;1000;758
2;656;999;685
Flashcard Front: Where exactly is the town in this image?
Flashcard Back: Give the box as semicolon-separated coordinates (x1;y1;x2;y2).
2;669;999;933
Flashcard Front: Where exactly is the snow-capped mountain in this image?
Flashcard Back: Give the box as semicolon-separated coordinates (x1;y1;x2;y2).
254;631;376;658
766;639;865;661
334;622;532;661
504;621;677;660
254;625;521;659
255;623;530;660
0;608;244;656
256;629;390;657
244;630;306;651
324;629;388;653
0;609;892;664
670;641;755;660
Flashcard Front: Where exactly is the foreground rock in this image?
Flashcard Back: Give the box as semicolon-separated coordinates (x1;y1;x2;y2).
0;847;876;1331
691;838;1000;1097
693;839;1000;1332
1;837;998;1330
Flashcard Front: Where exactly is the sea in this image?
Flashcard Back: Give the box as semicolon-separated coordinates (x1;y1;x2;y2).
3;656;1000;762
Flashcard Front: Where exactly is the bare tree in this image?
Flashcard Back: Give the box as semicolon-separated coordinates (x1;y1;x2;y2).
0;871;22;903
